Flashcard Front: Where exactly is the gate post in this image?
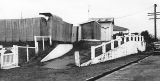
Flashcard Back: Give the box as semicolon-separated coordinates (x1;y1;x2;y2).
111;40;114;49
74;51;80;67
13;45;19;66
118;38;121;46
91;46;95;60
102;43;106;54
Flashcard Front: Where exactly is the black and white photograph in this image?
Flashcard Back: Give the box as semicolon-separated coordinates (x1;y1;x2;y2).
0;0;159;81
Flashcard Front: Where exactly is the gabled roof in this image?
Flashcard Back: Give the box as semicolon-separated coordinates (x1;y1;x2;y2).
88;18;114;23
113;25;128;31
79;20;101;26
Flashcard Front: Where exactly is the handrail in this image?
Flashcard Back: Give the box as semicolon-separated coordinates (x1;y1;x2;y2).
91;35;144;61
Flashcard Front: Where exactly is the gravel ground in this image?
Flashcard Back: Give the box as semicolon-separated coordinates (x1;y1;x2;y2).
0;51;151;81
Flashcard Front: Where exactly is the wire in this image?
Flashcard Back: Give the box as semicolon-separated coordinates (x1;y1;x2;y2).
115;6;154;19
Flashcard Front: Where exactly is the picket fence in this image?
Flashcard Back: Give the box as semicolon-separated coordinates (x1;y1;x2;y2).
75;35;146;67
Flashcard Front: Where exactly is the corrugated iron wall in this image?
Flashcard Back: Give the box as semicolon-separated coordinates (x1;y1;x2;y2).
48;16;73;42
81;21;101;40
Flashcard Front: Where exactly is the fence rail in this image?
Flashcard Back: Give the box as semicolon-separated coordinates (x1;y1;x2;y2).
17;45;36;62
34;36;52;53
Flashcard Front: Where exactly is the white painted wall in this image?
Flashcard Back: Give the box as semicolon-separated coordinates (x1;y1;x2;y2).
100;23;113;41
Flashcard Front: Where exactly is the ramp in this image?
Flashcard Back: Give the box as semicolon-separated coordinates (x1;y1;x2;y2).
41;44;73;62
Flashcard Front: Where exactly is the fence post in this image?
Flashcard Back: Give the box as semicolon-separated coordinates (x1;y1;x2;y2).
13;45;18;66
136;36;138;42
118;38;121;46
35;42;38;54
49;36;52;45
26;45;29;62
124;37;126;43
102;43;106;54
91;46;95;60
142;36;144;41
133;36;135;41
42;37;45;51
111;40;114;49
34;36;38;54
74;51;80;67
15;45;19;66
1;48;4;69
0;45;3;68
129;35;131;41
139;36;142;41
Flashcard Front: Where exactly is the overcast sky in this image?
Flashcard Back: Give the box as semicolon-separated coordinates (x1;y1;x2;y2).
0;0;160;37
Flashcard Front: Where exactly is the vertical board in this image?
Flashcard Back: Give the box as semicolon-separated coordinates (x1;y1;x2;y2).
0;20;6;41
71;26;77;42
12;19;19;42
12;19;16;42
19;19;26;42
50;16;57;41
26;18;33;41
40;17;48;36
33;18;40;38
5;20;12;42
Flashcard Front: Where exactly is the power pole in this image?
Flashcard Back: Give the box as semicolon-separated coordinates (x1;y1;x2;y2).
88;5;90;20
148;4;160;41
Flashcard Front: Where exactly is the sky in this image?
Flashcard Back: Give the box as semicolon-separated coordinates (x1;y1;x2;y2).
0;0;160;37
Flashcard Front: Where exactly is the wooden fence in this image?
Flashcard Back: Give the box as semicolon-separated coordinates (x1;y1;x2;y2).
47;15;73;42
0;15;75;43
0;17;47;42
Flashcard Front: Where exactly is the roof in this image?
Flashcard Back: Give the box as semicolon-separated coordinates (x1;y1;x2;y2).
79;20;101;26
88;18;114;23
113;25;128;31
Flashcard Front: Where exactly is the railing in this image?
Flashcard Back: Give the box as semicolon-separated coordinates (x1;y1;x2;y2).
0;45;19;69
75;35;146;67
17;45;36;62
34;36;52;53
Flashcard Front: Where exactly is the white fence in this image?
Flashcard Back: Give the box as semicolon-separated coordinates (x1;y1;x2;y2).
75;35;146;67
0;45;19;69
17;45;36;62
34;36;52;53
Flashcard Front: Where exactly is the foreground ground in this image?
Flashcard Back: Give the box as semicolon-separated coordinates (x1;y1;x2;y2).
0;51;151;81
97;54;160;81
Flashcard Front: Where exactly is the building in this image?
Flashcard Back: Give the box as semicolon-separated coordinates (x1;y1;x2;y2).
78;21;101;41
89;18;114;41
